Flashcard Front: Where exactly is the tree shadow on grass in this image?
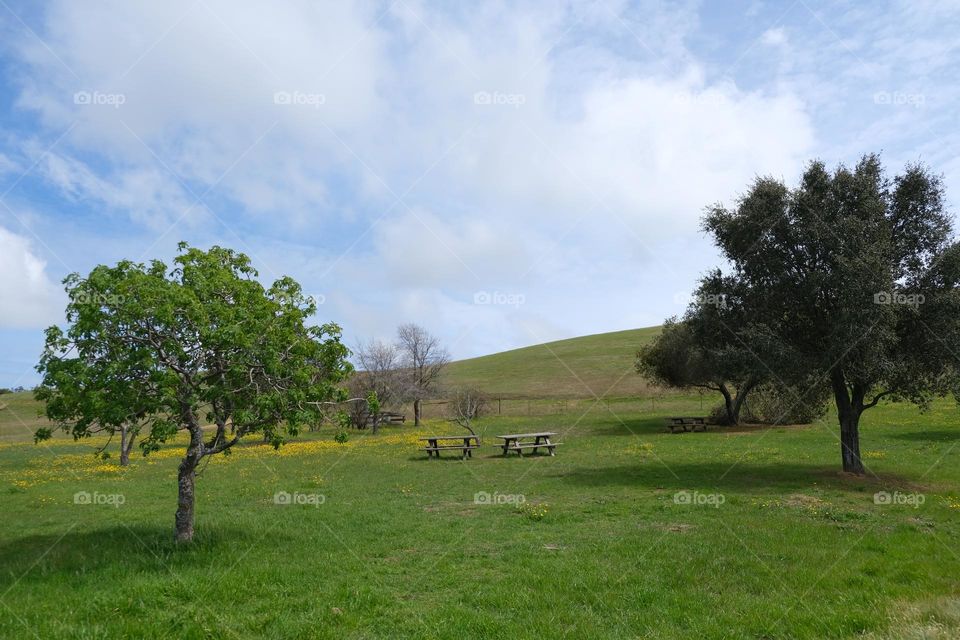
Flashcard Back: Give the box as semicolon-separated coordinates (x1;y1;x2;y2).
586;418;810;437
407;455;484;462
889;429;960;443
0;523;266;591
570;416;669;437
554;461;923;494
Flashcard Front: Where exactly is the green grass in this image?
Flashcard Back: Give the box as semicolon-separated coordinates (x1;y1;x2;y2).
3;394;960;639
0;391;51;442
443;326;662;398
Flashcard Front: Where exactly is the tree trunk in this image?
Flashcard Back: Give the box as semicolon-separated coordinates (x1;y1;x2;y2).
414;399;422;426
119;425;131;467
830;368;865;475
175;419;204;543
730;379;758;426
838;411;864;474
718;384;737;425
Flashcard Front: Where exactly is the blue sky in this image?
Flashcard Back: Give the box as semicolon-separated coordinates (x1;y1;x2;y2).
0;0;957;387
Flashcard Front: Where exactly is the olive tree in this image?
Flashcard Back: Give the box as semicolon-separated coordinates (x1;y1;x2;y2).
36;244;352;542
702;155;960;473
638;275;763;425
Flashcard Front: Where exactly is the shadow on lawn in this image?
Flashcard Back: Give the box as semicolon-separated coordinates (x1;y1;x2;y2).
0;524;263;590
555;461;922;494
586;416;669;436
889;429;960;443
587;418;810;437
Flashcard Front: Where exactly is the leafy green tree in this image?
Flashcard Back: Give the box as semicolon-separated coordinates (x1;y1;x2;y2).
36;244;352;542
703;155;960;473
36;282;161;465
637;276;763;425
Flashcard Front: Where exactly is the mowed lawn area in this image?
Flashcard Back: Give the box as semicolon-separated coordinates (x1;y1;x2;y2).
2;393;960;639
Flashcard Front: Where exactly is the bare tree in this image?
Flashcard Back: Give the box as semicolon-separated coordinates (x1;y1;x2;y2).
352;339;402;433
449;387;487;436
396;323;450;426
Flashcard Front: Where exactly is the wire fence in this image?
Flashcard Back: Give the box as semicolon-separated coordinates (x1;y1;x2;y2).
414;391;710;421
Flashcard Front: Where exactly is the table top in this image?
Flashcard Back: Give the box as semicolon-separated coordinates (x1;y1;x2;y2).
495;432;558;439
418;435;480;441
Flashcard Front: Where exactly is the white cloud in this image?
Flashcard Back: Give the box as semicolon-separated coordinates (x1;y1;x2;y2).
0;226;61;329
32;147;198;231
6;0;954;366
761;28;788;48
4;0;817;358
0;151;20;176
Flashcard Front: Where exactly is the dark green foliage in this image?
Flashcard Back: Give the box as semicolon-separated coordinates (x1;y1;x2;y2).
702;154;960;472
742;382;831;425
637;296;762;425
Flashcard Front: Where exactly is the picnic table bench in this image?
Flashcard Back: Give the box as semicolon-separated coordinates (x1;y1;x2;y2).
495;432;561;457
367;412;406;426
419;435;480;459
667;417;708;433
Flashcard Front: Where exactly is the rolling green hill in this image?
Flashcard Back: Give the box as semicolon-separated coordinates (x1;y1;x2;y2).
0;391;50;442
442;326;662;398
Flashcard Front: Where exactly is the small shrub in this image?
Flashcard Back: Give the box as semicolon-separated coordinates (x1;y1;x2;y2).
745;383;830;425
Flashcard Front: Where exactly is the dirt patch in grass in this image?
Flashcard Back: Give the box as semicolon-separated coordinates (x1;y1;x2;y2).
809;469;932;493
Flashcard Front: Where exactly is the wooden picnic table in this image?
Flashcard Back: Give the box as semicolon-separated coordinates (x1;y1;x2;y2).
495;432;561;457
666;417;708;433
419;435;480;459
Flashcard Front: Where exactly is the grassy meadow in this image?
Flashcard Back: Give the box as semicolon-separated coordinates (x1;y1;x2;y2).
2;386;960;639
442;327;662;398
